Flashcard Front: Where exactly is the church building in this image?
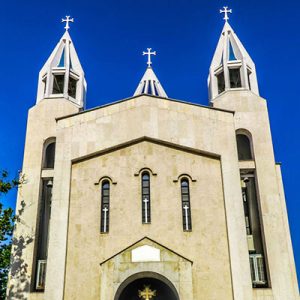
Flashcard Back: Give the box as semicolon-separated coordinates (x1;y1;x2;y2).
7;9;300;300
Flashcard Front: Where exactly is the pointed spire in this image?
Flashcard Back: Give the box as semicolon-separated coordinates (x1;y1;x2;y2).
36;16;87;108
208;8;259;101
134;48;168;98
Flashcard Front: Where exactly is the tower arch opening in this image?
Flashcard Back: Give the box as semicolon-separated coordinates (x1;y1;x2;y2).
114;272;180;300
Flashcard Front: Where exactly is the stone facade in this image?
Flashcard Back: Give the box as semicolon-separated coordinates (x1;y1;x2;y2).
6;15;300;300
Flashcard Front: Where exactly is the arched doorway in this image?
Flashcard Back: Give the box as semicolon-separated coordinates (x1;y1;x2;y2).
115;272;179;300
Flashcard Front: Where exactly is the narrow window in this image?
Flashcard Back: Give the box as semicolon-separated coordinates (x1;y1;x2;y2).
42;75;47;94
44;142;56;169
100;181;110;233
181;179;192;231
141;172;151;224
229;68;242;88
52;74;64;94
68;77;77;98
247;70;252;90
35;179;53;290
236;134;253;161
216;71;225;94
241;175;269;287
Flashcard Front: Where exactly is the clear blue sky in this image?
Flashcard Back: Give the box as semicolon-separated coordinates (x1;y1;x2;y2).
0;0;299;288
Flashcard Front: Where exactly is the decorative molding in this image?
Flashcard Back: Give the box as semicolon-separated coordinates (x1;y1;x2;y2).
94;175;117;185
173;173;197;183
134;167;157;177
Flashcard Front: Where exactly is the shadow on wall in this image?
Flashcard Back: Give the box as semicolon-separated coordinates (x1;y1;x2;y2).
7;198;34;299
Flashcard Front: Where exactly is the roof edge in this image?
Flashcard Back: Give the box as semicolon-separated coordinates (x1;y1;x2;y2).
56;94;234;121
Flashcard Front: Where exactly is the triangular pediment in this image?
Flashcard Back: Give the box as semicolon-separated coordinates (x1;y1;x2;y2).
100;237;193;266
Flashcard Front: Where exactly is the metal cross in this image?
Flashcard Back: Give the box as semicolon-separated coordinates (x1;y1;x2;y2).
138;285;157;300
143;48;156;67
102;207;108;232
143;198;149;223
62;15;74;31
220;6;232;22
183;204;190;231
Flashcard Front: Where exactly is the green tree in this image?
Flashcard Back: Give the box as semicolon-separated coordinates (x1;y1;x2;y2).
0;171;21;299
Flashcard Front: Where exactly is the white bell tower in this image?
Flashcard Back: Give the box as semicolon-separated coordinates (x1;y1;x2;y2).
36;16;87;108
208;7;259;101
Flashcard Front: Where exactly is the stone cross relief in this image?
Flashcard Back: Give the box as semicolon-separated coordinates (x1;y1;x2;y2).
143;197;149;223
220;6;232;22
138;285;157;300
143;48;156;68
102;206;108;232
183;204;189;231
62;15;74;31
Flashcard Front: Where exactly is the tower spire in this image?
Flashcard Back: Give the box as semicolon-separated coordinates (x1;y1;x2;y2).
134;48;168;98
207;8;259;101
36;16;87;108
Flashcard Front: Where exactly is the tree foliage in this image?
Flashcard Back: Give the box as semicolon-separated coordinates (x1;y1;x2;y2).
0;170;22;299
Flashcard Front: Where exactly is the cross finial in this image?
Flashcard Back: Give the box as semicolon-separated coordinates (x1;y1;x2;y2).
62;15;74;31
143;48;156;68
138;285;157;300
220;6;232;22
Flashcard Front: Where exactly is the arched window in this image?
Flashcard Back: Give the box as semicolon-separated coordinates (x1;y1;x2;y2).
236;134;253;161
141;172;151;224
43;140;56;169
100;181;110;233
181;179;192;231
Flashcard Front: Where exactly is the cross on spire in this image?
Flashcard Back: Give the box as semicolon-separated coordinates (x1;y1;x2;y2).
143;48;156;68
220;6;232;22
62;15;74;31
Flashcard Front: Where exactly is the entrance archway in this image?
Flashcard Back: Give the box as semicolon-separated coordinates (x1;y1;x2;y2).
114;272;179;300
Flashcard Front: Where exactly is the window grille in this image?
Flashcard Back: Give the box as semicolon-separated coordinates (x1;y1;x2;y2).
141;172;151;223
181;179;192;231
100;181;110;233
249;254;267;287
36;260;47;290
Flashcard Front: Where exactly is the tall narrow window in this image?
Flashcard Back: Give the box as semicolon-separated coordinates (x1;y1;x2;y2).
141;172;151;224
35;179;53;290
100;181;110;233
44;141;56;169
216;71;225;94
68;76;77;98
236;134;253;161
181;179;192;231
241;174;269;287
247;70;252;91
229;68;242;88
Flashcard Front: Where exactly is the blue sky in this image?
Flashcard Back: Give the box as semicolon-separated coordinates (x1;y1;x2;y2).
0;0;299;288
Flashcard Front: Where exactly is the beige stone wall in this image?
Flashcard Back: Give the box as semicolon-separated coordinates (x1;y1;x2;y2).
45;95;247;300
64;141;232;300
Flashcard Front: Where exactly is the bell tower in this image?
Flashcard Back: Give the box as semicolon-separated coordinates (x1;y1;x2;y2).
36;16;87;108
7;17;87;299
207;7;299;300
208;7;259;101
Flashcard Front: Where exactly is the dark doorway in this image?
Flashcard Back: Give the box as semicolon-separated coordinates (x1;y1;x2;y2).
118;277;178;300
